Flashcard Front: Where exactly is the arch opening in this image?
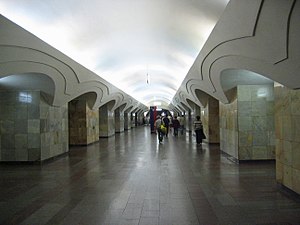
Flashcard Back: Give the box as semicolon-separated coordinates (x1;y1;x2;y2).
220;69;274;102
0;73;55;105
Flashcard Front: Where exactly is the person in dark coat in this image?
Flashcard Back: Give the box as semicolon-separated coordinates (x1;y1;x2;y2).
172;116;180;136
162;116;170;137
193;116;206;144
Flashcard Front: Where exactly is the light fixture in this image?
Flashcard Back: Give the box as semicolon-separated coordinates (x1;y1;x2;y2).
146;72;150;84
146;65;150;85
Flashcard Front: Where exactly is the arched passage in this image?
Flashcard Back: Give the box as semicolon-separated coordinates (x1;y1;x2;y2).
0;73;68;162
0;73;56;105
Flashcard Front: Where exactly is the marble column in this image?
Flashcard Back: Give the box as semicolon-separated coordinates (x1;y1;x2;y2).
0;90;68;162
219;84;275;161
219;94;238;159
136;111;144;126
195;104;201;117
124;111;131;130
68;97;99;145
274;84;300;195
202;96;220;144
99;101;115;137
115;107;125;133
181;112;186;131
185;110;193;132
131;112;136;128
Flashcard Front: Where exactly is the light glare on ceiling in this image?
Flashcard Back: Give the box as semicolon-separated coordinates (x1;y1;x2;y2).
0;0;229;106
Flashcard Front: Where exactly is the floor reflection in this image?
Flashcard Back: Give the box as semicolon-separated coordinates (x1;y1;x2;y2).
1;126;300;224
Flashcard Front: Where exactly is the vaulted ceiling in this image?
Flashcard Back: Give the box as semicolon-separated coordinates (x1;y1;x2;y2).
0;0;229;107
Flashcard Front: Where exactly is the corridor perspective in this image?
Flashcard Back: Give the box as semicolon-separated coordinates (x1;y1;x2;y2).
1;1;300;224
1;126;300;225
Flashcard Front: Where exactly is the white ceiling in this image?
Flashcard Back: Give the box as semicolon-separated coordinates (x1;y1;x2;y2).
0;0;229;107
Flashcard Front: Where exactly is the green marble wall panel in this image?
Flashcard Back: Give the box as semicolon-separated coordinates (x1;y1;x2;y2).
238;102;252;116
219;84;275;161
252;146;268;159
275;86;300;195
219;96;238;159
0;90;68;162
0;91;30;161
40;96;68;161
237;85;275;161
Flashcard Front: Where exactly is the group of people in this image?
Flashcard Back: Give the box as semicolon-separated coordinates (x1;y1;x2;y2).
154;114;206;144
154;115;182;142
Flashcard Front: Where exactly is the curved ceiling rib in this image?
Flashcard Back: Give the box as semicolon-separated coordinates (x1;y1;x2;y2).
0;0;229;107
171;0;300;108
0;14;148;112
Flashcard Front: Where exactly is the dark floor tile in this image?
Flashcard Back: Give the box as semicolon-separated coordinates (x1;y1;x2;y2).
0;127;300;225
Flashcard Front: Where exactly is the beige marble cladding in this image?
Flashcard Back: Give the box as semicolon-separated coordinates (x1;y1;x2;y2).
203;97;220;144
124;112;131;130
195;104;201;117
115;109;125;133
220;85;275;161
275;86;300;194
40;96;68;161
237;85;275;160
69;98;99;145
202;105;209;141
99;103;115;137
219;95;238;159
0;90;68;161
69;99;87;145
189;103;200;132
86;105;99;144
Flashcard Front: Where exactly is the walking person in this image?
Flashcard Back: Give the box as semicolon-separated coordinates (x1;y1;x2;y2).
172;116;180;136
162;115;170;137
193;116;206;144
154;115;164;142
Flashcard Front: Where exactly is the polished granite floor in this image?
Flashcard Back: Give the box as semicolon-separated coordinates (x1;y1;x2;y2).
1;126;300;225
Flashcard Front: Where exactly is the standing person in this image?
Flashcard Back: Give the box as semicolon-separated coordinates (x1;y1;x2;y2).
172;116;180;136
154;115;164;142
177;115;184;135
162;115;170;137
193;116;205;144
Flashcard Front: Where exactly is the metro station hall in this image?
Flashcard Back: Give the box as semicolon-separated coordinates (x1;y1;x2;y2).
1;0;300;224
